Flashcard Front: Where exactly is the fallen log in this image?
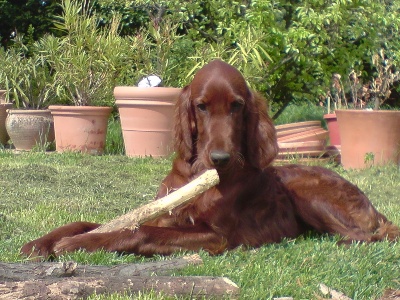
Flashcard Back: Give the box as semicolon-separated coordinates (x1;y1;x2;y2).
0;254;202;282
93;169;219;233
0;275;239;299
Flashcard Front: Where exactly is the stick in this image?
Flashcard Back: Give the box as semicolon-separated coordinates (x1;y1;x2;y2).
92;169;219;233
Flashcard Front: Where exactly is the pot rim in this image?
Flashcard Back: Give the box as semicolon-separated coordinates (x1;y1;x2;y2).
335;109;400;114
113;86;182;102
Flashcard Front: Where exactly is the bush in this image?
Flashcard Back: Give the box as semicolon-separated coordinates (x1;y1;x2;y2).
3;0;400;113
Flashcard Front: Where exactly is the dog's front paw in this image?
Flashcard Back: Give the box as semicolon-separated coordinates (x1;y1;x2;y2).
20;238;56;261
53;233;106;255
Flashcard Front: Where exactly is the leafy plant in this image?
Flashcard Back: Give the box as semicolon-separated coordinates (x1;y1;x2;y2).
0;47;10;95
369;49;400;110
4;0;400;113
44;0;132;106
123;16;186;87
186;26;272;91
325;49;400;112
0;41;58;109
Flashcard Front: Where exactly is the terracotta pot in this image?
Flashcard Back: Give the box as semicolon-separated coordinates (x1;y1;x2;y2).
0;103;13;145
5;109;55;150
336;109;400;169
49;105;112;154
114;86;181;157
277;140;326;158
277;128;328;143
323;113;341;146
275;121;321;133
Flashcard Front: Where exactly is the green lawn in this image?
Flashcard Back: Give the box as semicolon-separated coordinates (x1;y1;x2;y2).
0;151;399;299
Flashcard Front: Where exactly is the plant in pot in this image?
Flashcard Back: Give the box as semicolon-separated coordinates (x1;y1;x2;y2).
335;49;400;169
46;0;129;154
114;18;182;157
2;44;57;151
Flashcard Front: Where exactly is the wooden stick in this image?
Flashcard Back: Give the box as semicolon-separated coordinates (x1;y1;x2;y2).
92;169;219;233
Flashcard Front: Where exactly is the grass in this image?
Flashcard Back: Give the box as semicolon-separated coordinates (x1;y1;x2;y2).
104;117;125;155
0;150;399;299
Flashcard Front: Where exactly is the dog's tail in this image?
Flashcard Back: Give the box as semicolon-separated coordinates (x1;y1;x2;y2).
371;219;400;242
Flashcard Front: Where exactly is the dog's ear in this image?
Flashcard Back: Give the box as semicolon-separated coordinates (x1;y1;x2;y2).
173;85;196;161
244;92;278;169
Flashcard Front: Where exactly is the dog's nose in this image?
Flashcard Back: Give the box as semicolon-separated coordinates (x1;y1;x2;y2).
210;150;231;167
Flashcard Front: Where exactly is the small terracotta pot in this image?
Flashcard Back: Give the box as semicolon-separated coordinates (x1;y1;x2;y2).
323;113;341;146
336;109;400;169
49;105;112;154
6;109;54;150
114;86;181;157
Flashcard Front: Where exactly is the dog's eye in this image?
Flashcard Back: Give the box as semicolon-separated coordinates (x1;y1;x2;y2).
197;103;207;112
231;101;244;113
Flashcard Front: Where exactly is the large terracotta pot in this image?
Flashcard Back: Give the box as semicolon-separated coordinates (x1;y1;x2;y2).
323;113;341;146
114;87;181;157
49;105;112;154
5;109;54;150
336;109;400;169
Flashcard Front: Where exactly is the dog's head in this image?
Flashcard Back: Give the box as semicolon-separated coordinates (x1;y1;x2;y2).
174;60;278;173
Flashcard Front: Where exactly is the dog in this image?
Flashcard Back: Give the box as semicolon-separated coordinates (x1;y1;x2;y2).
21;60;400;260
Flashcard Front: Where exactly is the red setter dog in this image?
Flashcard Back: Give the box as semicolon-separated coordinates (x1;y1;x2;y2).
21;60;399;260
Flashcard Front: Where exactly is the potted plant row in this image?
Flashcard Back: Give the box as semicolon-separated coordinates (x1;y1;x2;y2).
45;0;183;156
0;0;135;154
1;0;182;156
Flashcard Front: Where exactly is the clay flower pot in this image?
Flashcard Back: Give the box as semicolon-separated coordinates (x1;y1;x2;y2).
114;86;182;157
275;120;322;139
49;105;112;154
323;113;341;146
276;121;330;160
277;140;326;159
336;109;400;169
5;109;54;150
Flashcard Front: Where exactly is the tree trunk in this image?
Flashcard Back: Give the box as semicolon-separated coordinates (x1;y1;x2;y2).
0;255;202;282
0;276;239;299
0;255;240;299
